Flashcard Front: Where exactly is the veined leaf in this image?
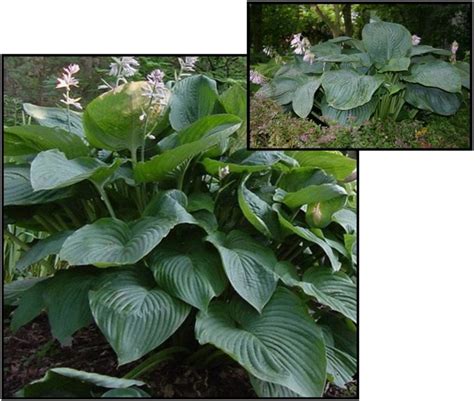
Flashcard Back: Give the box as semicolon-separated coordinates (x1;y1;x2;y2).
4;164;72;206
278;167;335;193
83;81;163;152
10;279;48;332
150;241;227;311
43;268;99;345
23;103;85;138
17;367;144;397
206;230;278;312
134;117;241;183
331;209;357;233
60;191;196;267
177;114;243;144
101;387;150;398
4;125;89;158
169;74;219;131
238;175;280;239
89;268;190;364
16;230;73;272
321;96;377;126
249;375;300;397
286;151;356;181
195;287;327;397
292;78;321;118
299;268;357;323
377;57;410;72
274;206;341;271
362;21;412;63
4;277;47;306
31;150;122;191
282;183;347;209
454;62;470;89
409;45;451;57
404;83;460;116
322;70;383;110
326;345;357;388
402;60;462;93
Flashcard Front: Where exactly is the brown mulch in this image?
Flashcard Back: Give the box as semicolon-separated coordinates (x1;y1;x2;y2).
2;313;255;398
3;311;357;398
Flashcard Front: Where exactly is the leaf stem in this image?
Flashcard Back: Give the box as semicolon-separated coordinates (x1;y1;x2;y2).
3;230;30;251
93;183;117;219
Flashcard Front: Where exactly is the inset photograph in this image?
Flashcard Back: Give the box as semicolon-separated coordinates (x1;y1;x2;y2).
3;56;357;398
249;2;471;149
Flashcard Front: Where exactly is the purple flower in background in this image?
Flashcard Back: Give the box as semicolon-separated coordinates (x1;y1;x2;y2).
142;68;169;107
56;64;80;89
179;57;199;72
299;133;310;143
109;57;139;77
56;64;82;110
451;40;459;55
250;70;265;85
411;35;421;46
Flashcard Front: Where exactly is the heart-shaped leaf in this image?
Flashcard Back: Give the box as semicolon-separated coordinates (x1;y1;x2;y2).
282;183;347;209
206;230;278;312
292;78;321;118
404;83;460;116
150;241;227;311
89;268;190;364
402;60;462;93
195;287;327;396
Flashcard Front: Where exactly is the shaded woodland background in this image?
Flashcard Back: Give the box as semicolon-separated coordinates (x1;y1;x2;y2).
3;56;247;126
250;3;471;62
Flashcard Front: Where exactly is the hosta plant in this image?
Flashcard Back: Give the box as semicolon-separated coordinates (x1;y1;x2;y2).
4;58;357;397
254;19;470;126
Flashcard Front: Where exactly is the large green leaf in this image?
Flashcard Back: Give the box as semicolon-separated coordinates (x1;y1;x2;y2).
89;268;190;364
134;117;241;183
282;183;347;209
292;78;321;118
249;376;300;398
4;277;47;306
220;84;248;152
23;103;85;138
326;345;357;388
311;41;342;56
286;151;356;181
43;268;99;345
101;387;151;397
278;167;335;193
195;287;327;397
4;164;72;206
454;62;470;89
300;268;357;323
150;241;227;311
83;81;161;152
202;150;296;176
377;57;410;73
274;206;341;272
16;230;73;272
321;96;377;126
17;367;144;397
409;45;451;57
10;279;48;332
404;83;460;116
4;125;89;158
177;114;242;144
305;197;348;229
331;209;357;234
60;191;196;267
30;150;122;191
362;21;412;63
402;60;462;93
238;175;280;239
322;70;383;110
258;75;307;105
169;74;219;131
206;230;278;312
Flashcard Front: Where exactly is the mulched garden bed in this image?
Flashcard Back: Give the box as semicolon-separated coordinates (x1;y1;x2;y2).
3;312;357;398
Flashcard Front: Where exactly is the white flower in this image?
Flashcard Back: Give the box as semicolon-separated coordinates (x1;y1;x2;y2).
218;165;230;180
303;51;315;64
60;94;82;110
291;33;311;55
179;56;199;72
142;68;169;107
250;70;265;85
451;40;459;54
412;35;421;46
109;57;139;77
263;46;274;57
56;64;80;89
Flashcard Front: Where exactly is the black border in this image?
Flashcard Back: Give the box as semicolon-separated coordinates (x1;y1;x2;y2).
246;1;473;151
2;54;358;400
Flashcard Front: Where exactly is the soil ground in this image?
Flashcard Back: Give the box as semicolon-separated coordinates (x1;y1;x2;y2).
3;312;357;398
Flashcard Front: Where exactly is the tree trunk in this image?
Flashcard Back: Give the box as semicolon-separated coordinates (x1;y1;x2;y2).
250;4;263;53
343;4;353;37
